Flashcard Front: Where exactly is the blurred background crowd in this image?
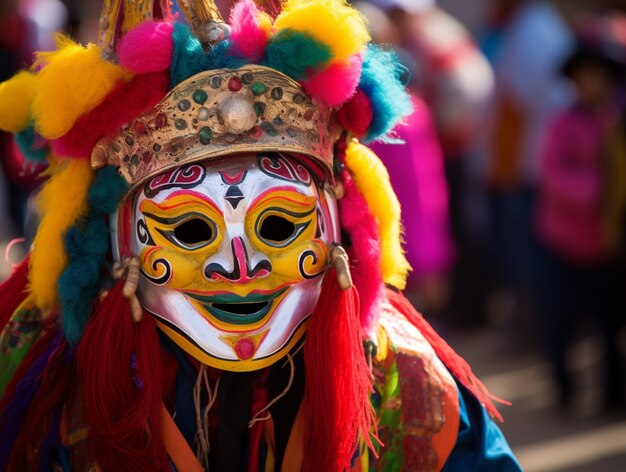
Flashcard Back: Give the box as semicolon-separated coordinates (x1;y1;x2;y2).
1;0;626;469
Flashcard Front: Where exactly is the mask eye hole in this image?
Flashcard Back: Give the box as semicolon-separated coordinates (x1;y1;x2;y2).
174;218;214;246
259;215;296;243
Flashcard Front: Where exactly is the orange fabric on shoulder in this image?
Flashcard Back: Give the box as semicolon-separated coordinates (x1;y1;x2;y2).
160;402;203;472
281;402;306;472
433;377;461;470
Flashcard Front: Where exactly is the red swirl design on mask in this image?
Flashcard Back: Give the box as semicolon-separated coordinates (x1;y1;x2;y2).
220;168;248;185
258;154;312;186
144;164;206;197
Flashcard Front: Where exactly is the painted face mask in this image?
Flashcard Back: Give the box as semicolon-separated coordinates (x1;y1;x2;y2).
121;152;339;371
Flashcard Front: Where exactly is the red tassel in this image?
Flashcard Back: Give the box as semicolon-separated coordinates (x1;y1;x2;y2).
77;282;168;472
385;288;508;422
0;255;30;330
303;269;376;472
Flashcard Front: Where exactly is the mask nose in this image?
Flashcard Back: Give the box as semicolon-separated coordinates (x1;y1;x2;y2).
204;236;271;283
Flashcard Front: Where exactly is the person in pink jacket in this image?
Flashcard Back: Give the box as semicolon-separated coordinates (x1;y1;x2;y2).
534;14;626;410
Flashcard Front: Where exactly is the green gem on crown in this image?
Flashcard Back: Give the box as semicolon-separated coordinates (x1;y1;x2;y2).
193;90;208;104
251;82;267;96
199;127;213;145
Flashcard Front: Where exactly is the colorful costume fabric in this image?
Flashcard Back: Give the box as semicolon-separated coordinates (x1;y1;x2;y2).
0;0;520;470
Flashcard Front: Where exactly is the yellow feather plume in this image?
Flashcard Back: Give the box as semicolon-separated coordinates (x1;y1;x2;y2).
0;71;38;132
258;10;273;36
30;157;94;310
344;140;411;290
32;34;132;139
274;0;370;61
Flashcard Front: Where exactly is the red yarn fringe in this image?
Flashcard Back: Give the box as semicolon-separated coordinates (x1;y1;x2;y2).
303;269;377;472
0;254;30;330
77;282;168;472
7;334;72;471
385;288;508;422
336;89;374;139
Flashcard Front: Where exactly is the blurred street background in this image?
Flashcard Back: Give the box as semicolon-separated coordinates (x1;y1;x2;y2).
1;0;626;469
448;324;626;471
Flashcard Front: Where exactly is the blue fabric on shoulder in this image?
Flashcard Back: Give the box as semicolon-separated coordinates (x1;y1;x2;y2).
443;382;522;471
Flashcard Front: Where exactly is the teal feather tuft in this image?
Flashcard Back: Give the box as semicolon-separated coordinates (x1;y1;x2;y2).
58;166;129;344
212;40;247;70
58;217;109;344
14;125;47;163
170;25;247;87
359;45;412;142
170;23;212;86
264;30;332;81
87;166;129;214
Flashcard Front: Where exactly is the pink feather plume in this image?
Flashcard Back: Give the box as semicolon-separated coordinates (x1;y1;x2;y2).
339;169;384;336
229;0;271;62
303;54;363;107
117;21;174;74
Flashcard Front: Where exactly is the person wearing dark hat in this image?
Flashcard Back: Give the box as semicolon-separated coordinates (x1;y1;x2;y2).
534;13;626;411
